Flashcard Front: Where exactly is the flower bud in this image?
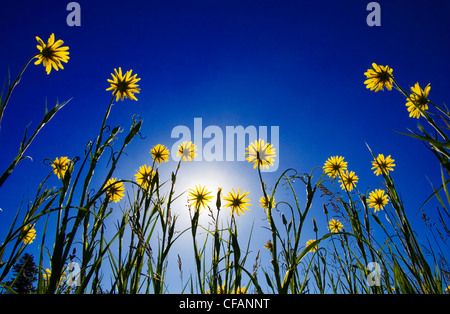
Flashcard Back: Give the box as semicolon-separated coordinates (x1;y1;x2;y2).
323;203;328;216
282;213;287;226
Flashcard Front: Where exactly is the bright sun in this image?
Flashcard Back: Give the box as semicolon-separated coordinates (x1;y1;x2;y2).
170;161;255;227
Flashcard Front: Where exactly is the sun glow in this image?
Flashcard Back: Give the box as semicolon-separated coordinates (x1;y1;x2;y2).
174;162;252;223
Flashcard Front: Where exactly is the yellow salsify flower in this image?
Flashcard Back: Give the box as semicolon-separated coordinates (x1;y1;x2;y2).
328;219;344;233
105;178;125;203
223;188;251;216
188;185;213;210
151;144;170;164
52;157;71;179
259;195;275;210
177;141;198;162
134;165;155;190
323;156;347;178
306;239;318;252
231;286;246;294
218;285;246;294
22;224;36;245
106;67;141;101
264;240;273;251
445;284;450;294
34;33;70;75
207;285;246;294
371;154;395;176
43;268;67;284
338;170;358;192
367;189;389;213
406;83;430;119
364;63;394;92
245;139;276;170
43;268;52;281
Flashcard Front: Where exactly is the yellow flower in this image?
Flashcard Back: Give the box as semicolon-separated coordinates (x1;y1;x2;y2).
223;188;251;216
264;240;273;251
406;83;430;119
338;170;358;192
34;33;70;75
367;189;389;212
306;239;318;252
328;219;343;233
206;285;225;294
323;156;347;178
151;144;170;164
105;178;125;203
371;154;395;176
445;284;450;294
259;196;275;210
43;268;52;281
134;165;154;190
188;185;213;210
245;139;276;170
43;269;67;284
208;285;246;294
106;67;141;101
177;141;198;162
232;286;246;294
52;157;71;179
22;224;36;245
364;63;394;92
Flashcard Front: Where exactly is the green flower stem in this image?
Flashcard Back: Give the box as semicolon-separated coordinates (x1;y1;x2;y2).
0;54;37;130
47;92;119;294
189;205;204;293
257;165;283;292
153;159;182;294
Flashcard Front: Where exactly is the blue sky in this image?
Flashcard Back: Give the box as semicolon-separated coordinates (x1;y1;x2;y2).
1;0;450;292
